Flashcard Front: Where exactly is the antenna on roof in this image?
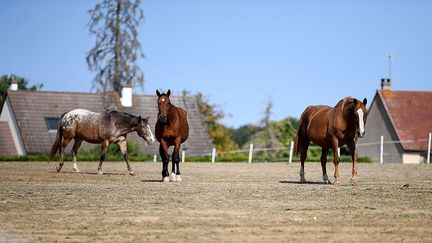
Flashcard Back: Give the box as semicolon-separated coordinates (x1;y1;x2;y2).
388;53;392;81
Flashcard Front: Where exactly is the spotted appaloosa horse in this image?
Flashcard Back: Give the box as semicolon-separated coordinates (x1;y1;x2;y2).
294;97;368;184
155;89;189;182
49;109;155;175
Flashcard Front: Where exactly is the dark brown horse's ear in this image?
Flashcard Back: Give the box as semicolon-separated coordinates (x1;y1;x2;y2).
167;89;171;97
363;98;367;106
156;90;161;97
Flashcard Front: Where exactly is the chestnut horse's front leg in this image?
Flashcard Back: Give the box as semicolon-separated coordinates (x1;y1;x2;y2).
332;137;340;184
348;141;358;185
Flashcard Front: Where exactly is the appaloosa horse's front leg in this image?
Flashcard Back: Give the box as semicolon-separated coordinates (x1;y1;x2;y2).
170;137;182;182
98;140;109;175
71;139;82;173
321;148;331;184
348;142;358;185
332;138;340;184
117;139;135;176
159;140;170;182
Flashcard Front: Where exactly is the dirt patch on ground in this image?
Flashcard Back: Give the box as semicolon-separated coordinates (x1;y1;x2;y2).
1;161;432;242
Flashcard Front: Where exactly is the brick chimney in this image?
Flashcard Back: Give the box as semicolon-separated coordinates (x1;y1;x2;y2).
120;83;133;107
381;78;391;90
9;77;18;91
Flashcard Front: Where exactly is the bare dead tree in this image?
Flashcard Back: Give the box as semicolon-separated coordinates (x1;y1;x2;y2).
87;0;144;96
261;97;279;157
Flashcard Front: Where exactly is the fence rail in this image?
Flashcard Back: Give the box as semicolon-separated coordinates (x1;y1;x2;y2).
152;133;432;164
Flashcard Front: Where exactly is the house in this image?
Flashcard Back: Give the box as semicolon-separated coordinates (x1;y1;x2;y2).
357;79;432;163
0;85;213;158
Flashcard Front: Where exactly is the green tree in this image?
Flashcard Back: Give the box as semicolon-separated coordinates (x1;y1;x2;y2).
229;124;261;148
195;92;239;152
0;74;43;112
87;0;144;95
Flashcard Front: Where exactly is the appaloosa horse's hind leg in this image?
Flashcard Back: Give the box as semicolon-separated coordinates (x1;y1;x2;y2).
117;139;135;176
159;141;170;182
299;142;309;183
56;138;71;172
71;139;82;172
98;140;109;175
321;148;331;184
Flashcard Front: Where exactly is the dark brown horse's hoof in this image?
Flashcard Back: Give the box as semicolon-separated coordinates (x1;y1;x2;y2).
162;177;170;182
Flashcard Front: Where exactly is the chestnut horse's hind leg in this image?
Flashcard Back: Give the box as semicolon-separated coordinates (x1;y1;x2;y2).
98;140;109;175
56;138;71;173
299;143;309;183
348;141;358;185
159;141;170;182
71;139;82;173
321;148;331;184
117;139;135;176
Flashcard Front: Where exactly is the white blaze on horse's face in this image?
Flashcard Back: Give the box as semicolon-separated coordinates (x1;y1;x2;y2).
356;108;365;138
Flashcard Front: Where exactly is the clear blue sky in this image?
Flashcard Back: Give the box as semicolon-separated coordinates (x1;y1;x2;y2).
1;1;431;128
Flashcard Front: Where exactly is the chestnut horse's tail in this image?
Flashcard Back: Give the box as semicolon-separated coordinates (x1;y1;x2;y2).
49;113;66;161
294;108;309;157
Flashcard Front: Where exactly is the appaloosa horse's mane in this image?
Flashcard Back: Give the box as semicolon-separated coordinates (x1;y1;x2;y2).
294;96;367;184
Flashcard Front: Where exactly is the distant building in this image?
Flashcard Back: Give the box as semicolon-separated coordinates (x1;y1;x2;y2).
0;85;213;157
358;79;432;163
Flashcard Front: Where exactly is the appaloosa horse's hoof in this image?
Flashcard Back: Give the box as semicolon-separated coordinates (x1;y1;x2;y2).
97;170;104;175
129;171;135;176
162;177;170;182
56;166;61;173
73;167;80;173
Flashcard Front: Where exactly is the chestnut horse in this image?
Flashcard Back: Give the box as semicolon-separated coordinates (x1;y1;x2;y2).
294;97;367;184
49;109;155;175
155;89;189;182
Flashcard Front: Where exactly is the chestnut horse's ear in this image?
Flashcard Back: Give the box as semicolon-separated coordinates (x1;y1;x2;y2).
167;89;171;97
156;90;161;97
353;98;358;105
363;98;367;106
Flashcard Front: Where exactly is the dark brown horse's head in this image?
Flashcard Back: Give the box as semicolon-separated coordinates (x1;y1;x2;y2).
136;116;155;144
346;98;368;138
156;89;171;124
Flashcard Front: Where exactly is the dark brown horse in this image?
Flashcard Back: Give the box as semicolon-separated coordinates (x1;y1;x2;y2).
155;89;189;182
294;97;367;184
49;109;154;175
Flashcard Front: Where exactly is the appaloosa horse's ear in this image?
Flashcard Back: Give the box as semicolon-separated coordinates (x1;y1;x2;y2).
144;116;150;122
363;98;367;106
138;115;142;122
167;89;171;97
156;90;161;97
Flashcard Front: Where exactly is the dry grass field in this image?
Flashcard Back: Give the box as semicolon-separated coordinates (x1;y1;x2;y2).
1;161;432;242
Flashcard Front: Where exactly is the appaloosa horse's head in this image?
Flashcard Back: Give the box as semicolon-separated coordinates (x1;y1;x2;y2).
346;97;368;138
136;116;155;144
156;89;171;124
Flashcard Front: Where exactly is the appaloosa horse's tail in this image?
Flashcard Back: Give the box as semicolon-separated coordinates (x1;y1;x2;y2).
49;113;66;161
294;108;309;157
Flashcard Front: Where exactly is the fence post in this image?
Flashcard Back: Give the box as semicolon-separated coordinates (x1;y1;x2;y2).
211;148;216;163
181;150;185;163
427;132;431;164
380;135;384;164
289;141;294;163
248;144;254;163
153;154;157;163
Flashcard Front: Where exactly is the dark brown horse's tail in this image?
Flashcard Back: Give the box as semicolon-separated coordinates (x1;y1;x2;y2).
49;113;65;161
294;108;308;157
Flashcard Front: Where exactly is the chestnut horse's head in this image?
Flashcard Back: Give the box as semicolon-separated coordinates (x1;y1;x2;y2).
350;98;368;138
136;116;155;144
156;89;171;124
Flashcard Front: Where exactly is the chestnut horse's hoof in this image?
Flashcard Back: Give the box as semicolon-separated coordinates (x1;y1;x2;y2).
162;177;170;182
350;178;357;185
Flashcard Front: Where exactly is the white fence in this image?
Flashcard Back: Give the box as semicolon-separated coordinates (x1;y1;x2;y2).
153;133;432;164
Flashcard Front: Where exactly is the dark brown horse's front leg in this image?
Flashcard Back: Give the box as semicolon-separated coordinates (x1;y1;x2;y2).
117;138;134;176
170;137;182;182
332;137;340;184
348;141;358;185
159;140;170;182
321;148;330;184
98;140;109;175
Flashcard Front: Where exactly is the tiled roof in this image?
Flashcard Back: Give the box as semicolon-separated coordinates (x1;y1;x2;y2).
6;90;213;156
378;90;432;151
0;122;17;156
